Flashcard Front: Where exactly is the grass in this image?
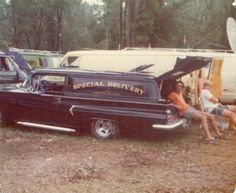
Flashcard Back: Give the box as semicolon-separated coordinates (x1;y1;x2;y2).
1;124;235;193
0;123;197;145
0;123;202;160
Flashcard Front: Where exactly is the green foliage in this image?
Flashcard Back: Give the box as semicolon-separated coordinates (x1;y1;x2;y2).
0;0;235;51
101;0;121;49
165;0;234;49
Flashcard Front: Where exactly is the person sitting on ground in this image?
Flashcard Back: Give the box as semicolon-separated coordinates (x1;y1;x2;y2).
200;80;236;131
168;80;226;144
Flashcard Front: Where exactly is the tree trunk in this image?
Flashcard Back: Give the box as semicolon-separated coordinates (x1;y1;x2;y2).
11;0;19;47
56;7;63;51
125;0;136;47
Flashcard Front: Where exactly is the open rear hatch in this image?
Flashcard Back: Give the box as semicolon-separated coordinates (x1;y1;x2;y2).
155;56;212;81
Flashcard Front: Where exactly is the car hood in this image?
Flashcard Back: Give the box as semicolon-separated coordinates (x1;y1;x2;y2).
155;56;212;80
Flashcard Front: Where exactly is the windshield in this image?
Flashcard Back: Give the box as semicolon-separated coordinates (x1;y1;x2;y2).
21;54;63;69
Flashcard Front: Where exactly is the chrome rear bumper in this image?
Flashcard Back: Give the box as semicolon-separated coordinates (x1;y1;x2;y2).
152;119;185;130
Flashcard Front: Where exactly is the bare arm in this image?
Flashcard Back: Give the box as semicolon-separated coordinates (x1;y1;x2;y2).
208;96;219;104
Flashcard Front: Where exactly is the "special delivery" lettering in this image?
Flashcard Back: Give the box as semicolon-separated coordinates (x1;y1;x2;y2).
73;81;145;95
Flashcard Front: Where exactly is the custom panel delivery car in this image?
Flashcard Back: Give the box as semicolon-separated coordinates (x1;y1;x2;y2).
0;56;211;139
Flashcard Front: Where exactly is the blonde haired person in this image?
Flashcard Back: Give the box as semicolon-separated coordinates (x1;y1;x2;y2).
200;80;236;131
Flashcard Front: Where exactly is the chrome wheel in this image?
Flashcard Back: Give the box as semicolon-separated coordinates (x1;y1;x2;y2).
91;119;119;140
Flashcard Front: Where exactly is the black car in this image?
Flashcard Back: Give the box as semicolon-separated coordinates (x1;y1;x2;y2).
0;56;211;139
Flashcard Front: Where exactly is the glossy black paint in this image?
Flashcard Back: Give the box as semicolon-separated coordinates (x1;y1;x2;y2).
0;68;183;134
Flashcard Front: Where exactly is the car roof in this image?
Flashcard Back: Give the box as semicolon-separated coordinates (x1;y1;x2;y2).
33;68;157;81
0;53;11;57
5;47;63;57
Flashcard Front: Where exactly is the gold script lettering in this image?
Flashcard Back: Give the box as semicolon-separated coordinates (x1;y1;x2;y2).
73;81;145;95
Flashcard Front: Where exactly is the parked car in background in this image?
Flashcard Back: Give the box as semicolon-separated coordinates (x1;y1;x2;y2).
4;47;64;70
3;49;31;74
0;52;27;84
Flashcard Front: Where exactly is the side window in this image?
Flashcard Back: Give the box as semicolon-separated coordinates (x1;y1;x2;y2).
61;56;79;67
39;57;48;68
67;76;158;100
0;57;15;71
32;74;65;94
68;57;78;65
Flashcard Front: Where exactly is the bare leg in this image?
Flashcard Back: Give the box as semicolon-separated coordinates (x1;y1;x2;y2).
198;111;222;136
191;110;214;140
221;109;236;130
205;113;222;136
227;105;236;114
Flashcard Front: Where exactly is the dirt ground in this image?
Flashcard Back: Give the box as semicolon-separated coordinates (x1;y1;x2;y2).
0;124;236;193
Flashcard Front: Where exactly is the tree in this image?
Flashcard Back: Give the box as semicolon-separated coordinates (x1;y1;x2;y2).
0;0;10;48
62;1;103;50
0;0;235;51
166;0;234;49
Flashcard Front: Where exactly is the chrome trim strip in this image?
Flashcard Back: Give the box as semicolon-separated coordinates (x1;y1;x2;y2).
16;121;76;132
70;104;164;119
152;119;184;130
31;90;169;106
57;94;167;106
70;96;164;106
69;105;75;116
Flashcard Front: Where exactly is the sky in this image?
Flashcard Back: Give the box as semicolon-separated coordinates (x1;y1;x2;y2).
83;0;103;5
